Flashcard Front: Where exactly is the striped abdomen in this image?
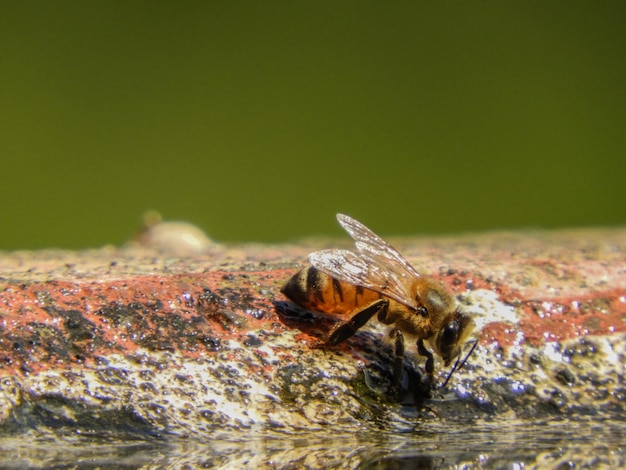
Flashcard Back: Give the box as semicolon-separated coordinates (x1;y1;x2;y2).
281;266;382;315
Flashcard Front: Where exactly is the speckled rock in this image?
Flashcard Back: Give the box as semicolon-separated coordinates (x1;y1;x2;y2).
0;225;625;467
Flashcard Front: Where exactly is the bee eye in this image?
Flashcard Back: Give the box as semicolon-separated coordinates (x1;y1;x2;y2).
441;321;460;345
416;306;428;317
437;320;461;366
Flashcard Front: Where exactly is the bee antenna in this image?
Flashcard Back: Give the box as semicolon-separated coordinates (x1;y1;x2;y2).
440;339;478;388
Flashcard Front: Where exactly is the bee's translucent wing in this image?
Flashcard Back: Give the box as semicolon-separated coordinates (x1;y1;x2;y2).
309;249;417;309
336;213;421;281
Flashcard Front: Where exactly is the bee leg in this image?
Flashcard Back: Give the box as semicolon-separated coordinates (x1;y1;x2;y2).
388;328;405;387
417;339;435;381
327;299;389;346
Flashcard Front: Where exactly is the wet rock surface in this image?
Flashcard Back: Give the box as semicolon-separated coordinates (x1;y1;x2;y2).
0;227;625;467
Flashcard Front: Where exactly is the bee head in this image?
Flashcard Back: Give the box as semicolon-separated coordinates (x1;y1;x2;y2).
436;310;473;366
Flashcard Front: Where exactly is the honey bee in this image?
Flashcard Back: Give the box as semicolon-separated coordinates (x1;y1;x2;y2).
281;213;474;387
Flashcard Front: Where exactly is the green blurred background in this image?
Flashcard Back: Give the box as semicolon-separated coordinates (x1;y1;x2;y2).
2;1;625;250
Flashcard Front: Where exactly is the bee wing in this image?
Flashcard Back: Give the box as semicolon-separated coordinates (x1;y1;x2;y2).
308;249;417;309
336;213;421;280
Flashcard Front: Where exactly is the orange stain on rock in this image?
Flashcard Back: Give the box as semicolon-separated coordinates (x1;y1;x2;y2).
0;271;284;376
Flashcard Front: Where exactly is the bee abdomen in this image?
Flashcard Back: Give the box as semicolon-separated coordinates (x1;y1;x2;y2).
281;266;380;314
281;266;329;310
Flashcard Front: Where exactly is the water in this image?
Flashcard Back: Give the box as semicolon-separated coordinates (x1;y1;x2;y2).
1;413;624;469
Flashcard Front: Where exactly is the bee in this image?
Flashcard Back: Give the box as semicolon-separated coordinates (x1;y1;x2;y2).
281;213;474;387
